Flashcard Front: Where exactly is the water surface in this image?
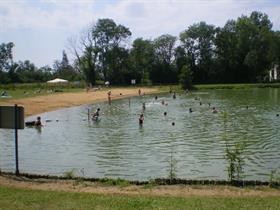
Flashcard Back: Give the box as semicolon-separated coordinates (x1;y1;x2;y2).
0;89;279;181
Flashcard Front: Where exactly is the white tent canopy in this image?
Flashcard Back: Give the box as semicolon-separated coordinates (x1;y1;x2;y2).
47;78;68;83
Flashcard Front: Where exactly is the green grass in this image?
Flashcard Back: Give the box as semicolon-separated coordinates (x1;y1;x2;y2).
0;185;279;210
194;83;280;90
0;88;84;100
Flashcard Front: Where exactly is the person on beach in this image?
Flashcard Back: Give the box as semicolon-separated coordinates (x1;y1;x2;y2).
138;89;141;96
139;113;144;125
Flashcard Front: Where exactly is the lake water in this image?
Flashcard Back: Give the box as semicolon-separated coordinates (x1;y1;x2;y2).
0;88;280;181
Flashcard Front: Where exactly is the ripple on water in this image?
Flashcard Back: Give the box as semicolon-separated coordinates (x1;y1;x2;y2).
0;89;279;181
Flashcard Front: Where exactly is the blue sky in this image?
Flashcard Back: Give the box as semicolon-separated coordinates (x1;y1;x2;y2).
0;0;279;67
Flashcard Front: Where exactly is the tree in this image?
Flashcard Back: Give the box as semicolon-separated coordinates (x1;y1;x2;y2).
53;50;79;81
68;19;131;85
179;65;193;89
129;38;154;84
151;34;177;83
0;42;14;72
180;22;216;83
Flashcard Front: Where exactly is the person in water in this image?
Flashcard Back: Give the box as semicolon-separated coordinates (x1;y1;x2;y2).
26;116;42;127
142;102;146;110
92;108;100;120
34;116;42;126
189;108;193;113
139;113;144;125
107;90;111;105
164;112;167;116
173;92;176;99
212;107;218;113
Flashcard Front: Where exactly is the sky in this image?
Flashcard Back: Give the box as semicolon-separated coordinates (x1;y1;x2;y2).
0;0;280;68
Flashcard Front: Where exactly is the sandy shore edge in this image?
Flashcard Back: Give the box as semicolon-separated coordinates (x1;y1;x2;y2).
0;87;160;117
1;175;280;197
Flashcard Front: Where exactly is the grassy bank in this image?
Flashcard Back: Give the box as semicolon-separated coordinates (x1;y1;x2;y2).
0;185;279;210
194;83;280;90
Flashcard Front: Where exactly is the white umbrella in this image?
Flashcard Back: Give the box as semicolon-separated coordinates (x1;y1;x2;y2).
47;78;68;83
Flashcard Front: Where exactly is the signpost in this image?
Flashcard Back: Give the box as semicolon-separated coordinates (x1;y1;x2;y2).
0;105;24;175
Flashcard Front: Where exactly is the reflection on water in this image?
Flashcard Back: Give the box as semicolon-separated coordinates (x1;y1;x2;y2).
0;88;280;181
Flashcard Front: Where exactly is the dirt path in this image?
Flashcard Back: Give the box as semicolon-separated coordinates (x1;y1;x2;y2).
0;87;159;117
1;175;279;197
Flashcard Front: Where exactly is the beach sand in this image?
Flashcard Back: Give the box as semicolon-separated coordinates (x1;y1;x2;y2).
0;87;159;117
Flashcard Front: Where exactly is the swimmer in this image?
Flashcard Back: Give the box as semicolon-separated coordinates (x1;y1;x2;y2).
212;107;218;114
164;112;167;116
199;101;202;106
173;92;176;99
189;108;193;113
161;100;165;105
26;116;42;127
139;113;144;125
277;114;279;117
142;102;146;110
172;122;175;126
155;96;158;100
34;116;42;126
92;108;100;120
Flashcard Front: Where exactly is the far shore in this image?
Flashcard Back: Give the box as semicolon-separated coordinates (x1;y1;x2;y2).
0;87;160;117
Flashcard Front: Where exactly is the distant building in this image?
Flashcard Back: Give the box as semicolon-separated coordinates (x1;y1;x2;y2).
269;64;279;82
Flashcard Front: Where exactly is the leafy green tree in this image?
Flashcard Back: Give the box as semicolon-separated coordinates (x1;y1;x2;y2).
129;38;154;84
92;18;131;82
215;20;239;82
53;50;79;81
151;34;177;83
0;42;14;72
179;65;193;89
180;22;216;83
69;19;131;85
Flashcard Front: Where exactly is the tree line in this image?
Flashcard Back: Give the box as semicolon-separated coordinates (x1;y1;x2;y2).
1;11;280;87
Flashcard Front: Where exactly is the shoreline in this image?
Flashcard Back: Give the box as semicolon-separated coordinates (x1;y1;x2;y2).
1;173;280;197
0;87;160;117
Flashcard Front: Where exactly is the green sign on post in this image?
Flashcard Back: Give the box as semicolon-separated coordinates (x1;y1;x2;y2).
0;105;24;176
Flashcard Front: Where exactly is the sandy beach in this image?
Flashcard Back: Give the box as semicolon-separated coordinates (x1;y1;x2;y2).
0;87;159;117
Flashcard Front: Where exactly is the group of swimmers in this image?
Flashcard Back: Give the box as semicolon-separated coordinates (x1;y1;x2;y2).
138;90;221;126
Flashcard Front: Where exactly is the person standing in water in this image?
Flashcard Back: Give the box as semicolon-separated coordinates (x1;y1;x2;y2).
92;108;100;120
139;113;144;125
107;90;111;105
173;92;176;99
142;102;146;111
